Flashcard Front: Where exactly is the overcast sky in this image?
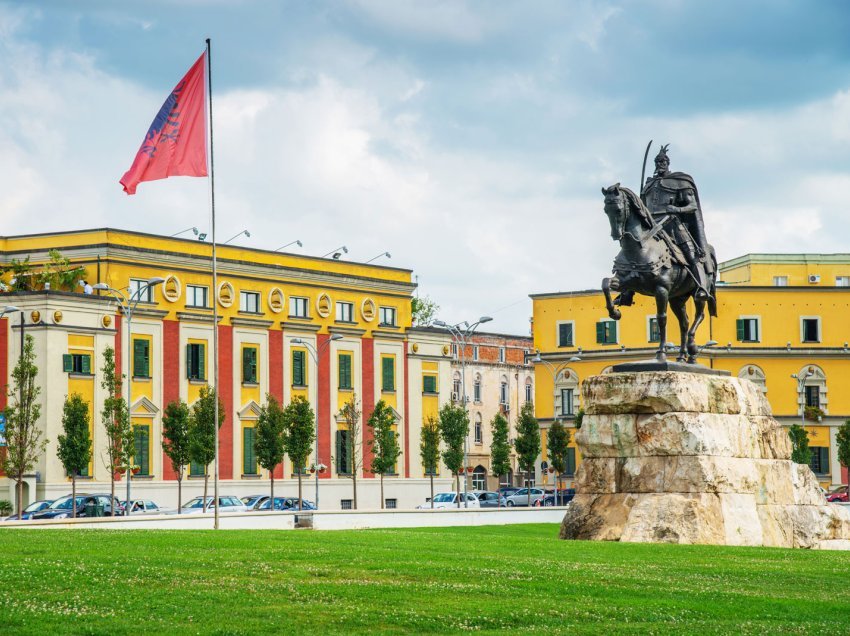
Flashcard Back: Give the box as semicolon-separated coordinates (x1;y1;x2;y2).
2;1;850;334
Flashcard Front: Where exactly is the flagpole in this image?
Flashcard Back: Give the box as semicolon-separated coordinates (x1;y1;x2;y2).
206;37;220;531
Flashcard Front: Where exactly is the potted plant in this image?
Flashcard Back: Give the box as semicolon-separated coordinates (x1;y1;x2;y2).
805;406;825;422
131;464;141;475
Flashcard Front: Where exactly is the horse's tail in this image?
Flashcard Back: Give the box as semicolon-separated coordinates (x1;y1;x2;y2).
707;246;718;317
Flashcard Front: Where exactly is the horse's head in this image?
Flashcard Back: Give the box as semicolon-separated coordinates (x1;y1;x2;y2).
602;183;627;241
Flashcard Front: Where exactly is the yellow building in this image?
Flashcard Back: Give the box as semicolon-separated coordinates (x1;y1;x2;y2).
0;228;454;510
530;253;850;490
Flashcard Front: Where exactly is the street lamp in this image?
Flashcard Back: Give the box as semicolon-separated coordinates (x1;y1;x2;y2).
224;229;250;244
275;240;303;251
322;246;348;259
433;316;493;507
171;227;199;238
365;252;391;264
792;368;816;429
291;334;343;509
0;305;20;318
93;277;165;515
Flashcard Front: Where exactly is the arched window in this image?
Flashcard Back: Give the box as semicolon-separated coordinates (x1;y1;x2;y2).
474;412;483;445
473;373;482;402
796;364;827;416
499;375;508;405
452;372;461;402
472;465;487;490
524;377;533;404
738;365;767;394
554;369;579;417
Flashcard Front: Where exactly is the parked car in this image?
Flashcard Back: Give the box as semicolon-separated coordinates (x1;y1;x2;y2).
498;486;520;499
256;497;317;511
473;490;508;508
536;489;576;507
505;488;545;507
120;499;163;515
417;492;480;509
241;494;270;510
5;499;53;521
30;494;122;520
827;487;849;503
169;496;248;515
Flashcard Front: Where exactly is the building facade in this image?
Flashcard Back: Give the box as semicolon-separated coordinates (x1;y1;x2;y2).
530;253;850;491
0;229;455;510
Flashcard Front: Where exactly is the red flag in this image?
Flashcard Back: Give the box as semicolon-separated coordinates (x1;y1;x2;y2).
120;53;208;195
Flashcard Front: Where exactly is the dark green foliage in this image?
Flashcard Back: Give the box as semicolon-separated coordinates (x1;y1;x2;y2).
411;295;439;326
101;346;132;506
38;249;86;291
548;420;569;476
282;396;315;510
420;416;441;476
789;424;812;465
162;400;191;512
836;420;850;495
438;402;469;507
489;413;511;480
574;408;585;430
368;400;401;509
514;401;541;475
58;393;92;519
256;395;286;501
189;385;225;511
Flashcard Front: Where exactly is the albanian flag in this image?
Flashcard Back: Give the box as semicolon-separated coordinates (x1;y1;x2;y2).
120;52;208;194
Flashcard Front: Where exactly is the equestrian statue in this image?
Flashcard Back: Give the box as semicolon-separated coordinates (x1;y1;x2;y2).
601;143;717;364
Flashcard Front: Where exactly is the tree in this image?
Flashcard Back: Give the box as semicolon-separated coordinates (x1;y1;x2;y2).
789;424;812;466
101;346;133;507
411;295;439;327
1;334;46;516
162;400;191;514
255;394;286;505
282;396;315;511
548;420;570;504
490;413;511;507
574;408;585;430
37;249;86;291
57;393;92;518
420;416;441;509
836;420;850;497
367;400;401;509
515;401;541;506
189;385;225;512
438;403;469;508
337;394;363;509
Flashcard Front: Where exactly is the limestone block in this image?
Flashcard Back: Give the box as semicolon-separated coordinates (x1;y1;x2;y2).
576;414;638;458
573;458;616;494
814;540;850;551
663;456;760;494
560;493;638;541
788;505;837;548
615;457;666;493
718;494;763;546
751;416;792;460
736;378;773;417
756;504;794;548
634;412;752;458
619;493;726;545
791;464;827;506
754;460;795;505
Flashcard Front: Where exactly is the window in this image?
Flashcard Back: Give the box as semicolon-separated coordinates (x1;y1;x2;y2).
472;345;479;361
809;447;829;475
452;373;461;399
805;385;820;408
474;413;483;444
379;306;397;327
239;291;260;313
525;378;533;403
423;374;437;394
338;353;352;390
451;344;458;359
802;318;820;343
557;322;574;347
498;347;506;363
133;424;150;476
186;285;208;308
837;276;850;287
382;356;395;392
190;460;205;477
595;320;617;344
336;301;354;323
385;498;398;509
565;447;577;477
290;296;308;318
335;429;351;474
473;375;482;402
773;276;788;287
472;466;486;490
292;350;306;387
648;317;660;343
499;379;508;405
736;318;760;342
132;338;151;378
242;347;258;384
340;499;353;510
243;426;257;475
186;343;206;380
129;278;153;303
62;353;92;374
560;388;574;416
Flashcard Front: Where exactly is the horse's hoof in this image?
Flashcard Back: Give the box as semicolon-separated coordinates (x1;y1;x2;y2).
676;356;686;363
609;309;621;320
686;357;697;365
655;352;666;362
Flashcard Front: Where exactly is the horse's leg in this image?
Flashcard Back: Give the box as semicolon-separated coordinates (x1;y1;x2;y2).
654;286;669;362
602;277;622;320
669;296;689;363
687;298;707;363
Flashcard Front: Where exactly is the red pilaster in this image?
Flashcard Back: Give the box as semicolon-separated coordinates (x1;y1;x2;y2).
361;337;375;478
403;340;410;477
269;329;284;479
843;466;849;488
317;333;331;479
162;319;180;480
218;324;234;480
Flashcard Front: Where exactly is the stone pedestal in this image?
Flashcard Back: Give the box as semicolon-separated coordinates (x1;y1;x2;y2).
560;372;850;549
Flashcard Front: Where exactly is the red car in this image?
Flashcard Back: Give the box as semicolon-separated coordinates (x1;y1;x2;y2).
827;490;848;503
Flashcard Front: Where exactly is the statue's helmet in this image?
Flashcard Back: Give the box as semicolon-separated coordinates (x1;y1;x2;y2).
654;144;670;167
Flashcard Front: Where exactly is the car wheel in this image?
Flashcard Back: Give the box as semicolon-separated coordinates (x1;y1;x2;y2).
507;500;514;507
544;499;553;507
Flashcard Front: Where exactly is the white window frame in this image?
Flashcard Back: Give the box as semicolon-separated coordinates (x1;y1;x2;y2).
555;320;575;348
524;378;533;403
379;306;397;327
239;290;260;313
773;276;788;287
474;413;483;445
473;375;482;403
129;278;153;303
836;276;850;287
800;316;821;344
737;315;761;343
559;388;574;416
472;345;479;361
498;347;505;363
499;379;508;405
290;296;309;318
336;301;354;323
597;317;619;345
186;284;208;308
646;315;661;343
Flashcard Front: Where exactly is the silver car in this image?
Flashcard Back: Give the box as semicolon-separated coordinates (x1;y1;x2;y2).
169;496;248;515
505;488;545;507
472;491;508;508
121;499;163;515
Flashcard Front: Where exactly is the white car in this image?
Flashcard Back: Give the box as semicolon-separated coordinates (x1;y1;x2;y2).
505;488;546;507
168;496;248;515
417;492;480;509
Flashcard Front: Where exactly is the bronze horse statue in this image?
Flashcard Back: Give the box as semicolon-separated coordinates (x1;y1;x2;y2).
601;183;717;363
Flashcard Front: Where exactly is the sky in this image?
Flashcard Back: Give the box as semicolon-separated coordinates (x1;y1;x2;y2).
2;0;850;334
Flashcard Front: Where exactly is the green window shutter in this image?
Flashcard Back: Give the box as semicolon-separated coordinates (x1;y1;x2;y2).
559;323;573;347
605;322;616;344
242;348;258;383
596;322;605;344
423;375;436;394
133;339;146;377
736;319;745;341
186;344;193;379
142;340;150;377
134;425;150;476
250;349;258;383
63;354;73;373
293;350;305;386
190;460;204;476
199;344;206;380
382;357;394;391
566;447;577;475
335;430;343;473
80;354;91;374
339;354;352;389
243;427;257;475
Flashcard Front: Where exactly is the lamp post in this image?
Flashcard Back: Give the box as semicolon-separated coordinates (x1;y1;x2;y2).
224;229;250;244
792;367;816;429
275;240;303;251
365;252;391;264
433;316;493;507
321;246;348;259
171;227;199;238
291;334;343;509
93;277;165;515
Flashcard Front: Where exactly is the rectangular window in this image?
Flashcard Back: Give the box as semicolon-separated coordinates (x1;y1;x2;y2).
186;285;208;308
474;419;483;444
498;347;506;363
290;296;308;318
472;345;479;361
648;317;660;343
525;382;532;403
773;276;788;287
186;343;206;380
239;291;260;313
382;356;395;392
379;306;397;327
451;344;458;359
423;374;437;394
336;301;354;323
802;318;820;343
133;424;150;476
242;347;258;384
385;498;398;509
190;460;205;477
809;446;829;475
595;320;617;345
557;322;574;347
736;318;760;342
292;350;306;387
499;382;508;404
565;447;577;476
805;385;820;409
132;338;151;378
340;499;353;510
473;381;481;402
560;388;574;416
243;426;257;475
129;278;153;303
335;429;351;474
62;353;92;374
338;353;353;390
837;276;850;287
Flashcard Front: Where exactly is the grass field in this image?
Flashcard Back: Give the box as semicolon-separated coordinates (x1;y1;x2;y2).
0;523;848;635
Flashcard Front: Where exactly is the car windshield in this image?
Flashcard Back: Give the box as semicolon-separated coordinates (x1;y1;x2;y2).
48;496;85;510
432;493;455;503
24;501;47;512
183;498;209;509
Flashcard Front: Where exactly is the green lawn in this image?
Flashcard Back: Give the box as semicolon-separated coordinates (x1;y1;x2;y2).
0;524;847;635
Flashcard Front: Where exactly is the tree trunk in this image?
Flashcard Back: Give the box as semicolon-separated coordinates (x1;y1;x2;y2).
110;472;115;514
380;473;385;509
203;471;209;513
177;474;183;515
16;478;22;520
429;473;434;509
297;471;303;511
353;473;358;510
71;475;77;519
270;471;275;508
455;473;461;509
527;472;531;507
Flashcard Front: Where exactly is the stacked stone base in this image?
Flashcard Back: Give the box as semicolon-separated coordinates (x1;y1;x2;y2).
560;372;850;549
